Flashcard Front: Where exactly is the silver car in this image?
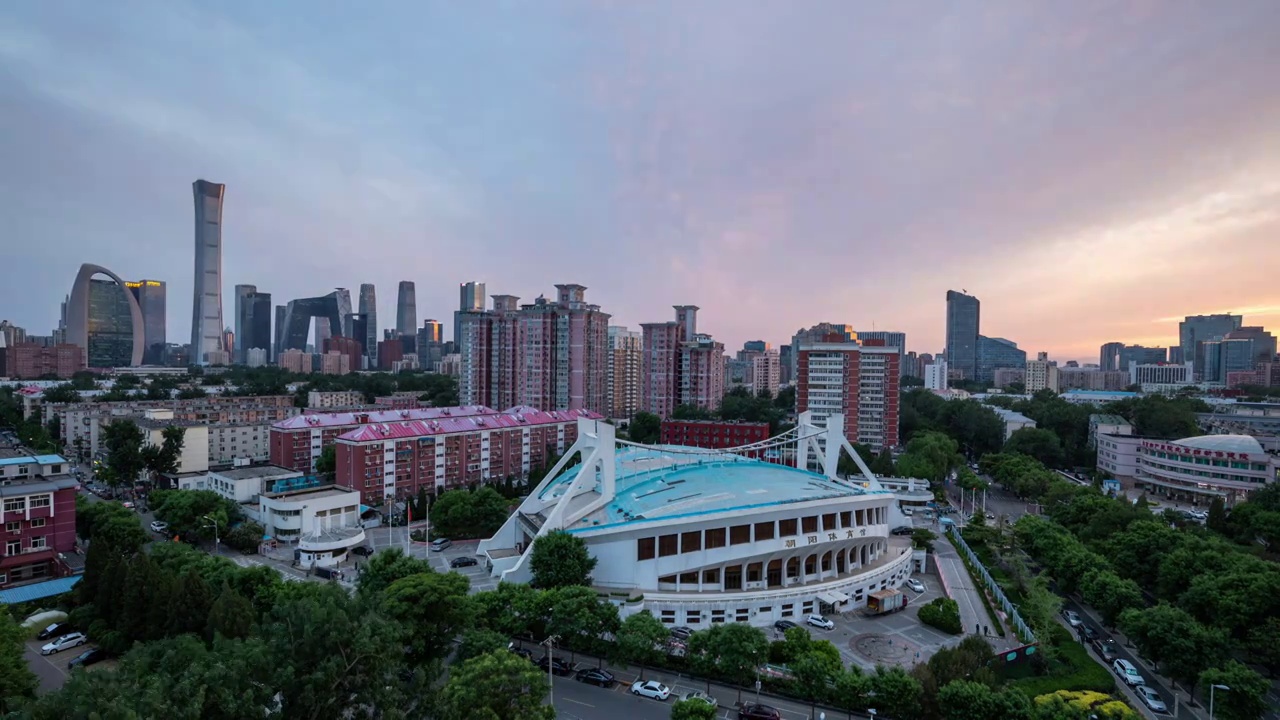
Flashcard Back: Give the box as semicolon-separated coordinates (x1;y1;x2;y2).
1137;685;1166;713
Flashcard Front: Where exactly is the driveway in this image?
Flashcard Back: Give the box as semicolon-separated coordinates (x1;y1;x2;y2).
823;569;967;671
24;637;110;694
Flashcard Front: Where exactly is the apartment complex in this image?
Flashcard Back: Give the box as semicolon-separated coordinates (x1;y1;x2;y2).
0;451;78;589
641;306;726;418
0;343;85;380
659;419;771;456
607;327;642;419
795;339;900;451
1025;357;1060;393
278;349;350;375
458;286;610;415
1057;367;1130;391
333;406;599;505
307;390;365;408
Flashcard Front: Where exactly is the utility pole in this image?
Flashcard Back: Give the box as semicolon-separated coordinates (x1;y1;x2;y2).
542;635;560;706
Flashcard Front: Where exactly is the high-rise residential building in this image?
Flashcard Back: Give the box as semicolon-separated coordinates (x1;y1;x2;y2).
190;179;226;365
945;290;980;381
855;331;907;377
458;295;521;409
66;263;145;367
396;281;417;337
1179;313;1243;377
125;279;166;364
1025;356;1060;393
607;326;642;419
789;323;854;384
1224;327;1277;365
1;342;86;379
324;336;361;373
640;307;727;417
1099;342;1125;371
795;340;900;452
749;349;781;398
778;345;793;385
679;334;726;412
358;283;378;365
0;320;26;348
976;335;1025;383
924;359;949;391
456;281;486;346
516;285;611;413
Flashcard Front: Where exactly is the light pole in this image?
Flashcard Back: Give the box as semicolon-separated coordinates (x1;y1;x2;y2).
1209;683;1229;720
202;514;221;555
542;635;560;706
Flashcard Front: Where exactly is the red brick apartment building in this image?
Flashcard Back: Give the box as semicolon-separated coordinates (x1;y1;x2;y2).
0;453;78;589
1;343;86;380
334;406;600;506
795;338;900;451
660;419;771;452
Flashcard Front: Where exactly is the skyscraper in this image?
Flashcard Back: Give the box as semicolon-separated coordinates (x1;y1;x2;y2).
1099;342;1125;371
976;336;1026;383
358;283;378;365
795;340;900;451
945;290;980;381
1179;314;1243;377
274;305;286;361
190;180;226;364
126;279;167;364
234;284;257;364
640;306;727;417
456;281;486;346
396;281;417;337
67;263;145;367
607;326;642;419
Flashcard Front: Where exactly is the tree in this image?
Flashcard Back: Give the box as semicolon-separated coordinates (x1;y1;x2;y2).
937;680;1033;720
1199;662;1270;720
0;608;37;713
790;648;842;712
1004;427;1066;468
1031;690;1138;719
354;547;434;598
672;403;715;420
896;431;963;483
436;649;555;720
150;489;240;544
102;419;146;487
690;622;769;702
912;527;938;551
629;412;661;444
1079;569;1142;628
224;521;266;554
671;697;718;720
470;582;546;638
833;668;872;715
544;584;619;663
918;597;963;634
868;665;923;719
936;399;1007;457
429;487;512;540
455;628;511;664
382;571;472;664
206;582;255;641
529;529;597;589
614;610;669;680
315;444;336;479
1243;616;1280;677
1120;603;1228;696
1207;496;1229;534
141;425;186;481
167;567;214;638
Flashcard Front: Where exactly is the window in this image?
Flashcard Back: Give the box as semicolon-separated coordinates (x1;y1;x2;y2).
702;568;720;583
822;513;837;531
0;573;6;585
679;571;698;584
840;511;852;528
754;521;775;541
802;516;818;533
735;608;749;622
2;499;23;514
30;536;46;550
4;540;18;556
637;537;656;561
659;574;677;584
781;603;794;618
4;522;18;533
686;611;702;624
747;562;763;582
660;610;676;624
705;528;726;549
658;534;679;557
729;524;751;545
711;610;726;623
30;518;45;528
680;531;701;553
779;518;798;537
724;566;742;590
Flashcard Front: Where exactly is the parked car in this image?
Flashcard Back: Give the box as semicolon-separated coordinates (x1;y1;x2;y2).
1092;638;1119;662
351;546;374;557
1136;685;1167;713
574;668;616;687
738;703;783;720
149;520;169;534
1112;658;1145;687
679;690;717;708
670;626;694;640
891;526;914;536
630;680;670;700
507;643;534;661
41;632;87;655
37;622;73;641
537;656;575;676
805;614;834;630
1080;625;1099;642
905;578;926;593
67;648;107;670
449;556;478;568
773;620;798;633
1062;609;1083;628
429;538;452;552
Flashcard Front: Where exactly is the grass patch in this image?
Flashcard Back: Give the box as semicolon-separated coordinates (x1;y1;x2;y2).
1007;625;1115;697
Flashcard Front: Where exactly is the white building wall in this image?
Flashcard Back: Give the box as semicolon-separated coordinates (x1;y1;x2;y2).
924;360;948;391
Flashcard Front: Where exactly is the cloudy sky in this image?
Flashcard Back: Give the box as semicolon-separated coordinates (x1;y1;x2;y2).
3;0;1279;363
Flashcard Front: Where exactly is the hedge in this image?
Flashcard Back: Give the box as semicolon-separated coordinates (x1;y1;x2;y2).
918;598;963;635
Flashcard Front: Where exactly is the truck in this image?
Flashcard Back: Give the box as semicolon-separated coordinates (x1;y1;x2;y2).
866;589;908;615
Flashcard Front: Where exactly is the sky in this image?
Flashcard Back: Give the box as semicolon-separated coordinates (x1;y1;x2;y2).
3;1;1280;364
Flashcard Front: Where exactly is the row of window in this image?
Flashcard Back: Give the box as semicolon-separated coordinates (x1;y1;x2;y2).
636;507;886;560
4;536;47;555
2;495;53;514
4;518;47;532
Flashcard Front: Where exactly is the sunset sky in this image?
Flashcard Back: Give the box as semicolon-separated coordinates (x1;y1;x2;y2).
3;1;1279;364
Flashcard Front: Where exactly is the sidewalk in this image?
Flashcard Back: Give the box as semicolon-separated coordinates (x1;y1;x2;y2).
932;536;1016;653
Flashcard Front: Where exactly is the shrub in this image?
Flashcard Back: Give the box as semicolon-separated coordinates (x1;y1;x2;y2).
918;597;963;634
1009;626;1115;697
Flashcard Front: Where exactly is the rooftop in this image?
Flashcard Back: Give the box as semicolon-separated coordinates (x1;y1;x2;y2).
1170;434;1265;455
213;465;302;481
261;484;359;502
1090;414;1131;425
0;454;68;468
1062;390;1138;397
539;446;876;531
275;405;498;430
337;407;603;442
989;407;1033;423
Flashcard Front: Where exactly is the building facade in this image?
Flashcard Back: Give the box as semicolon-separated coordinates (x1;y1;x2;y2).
358;284;378;365
191;180;226;364
659;419;770;455
945;291;980;381
641;307;726;418
795;342;900;451
332;406;597;504
456;281;486;348
1025;358;1060;393
1180;314;1243;378
607;326;642;419
0;454;78;589
854;331;907;378
126;279;167;364
1130;362;1194;386
1057;368;1130;391
396;281;417;338
66;263;145;368
924;360;948;391
976;335;1025;384
1;343;85;380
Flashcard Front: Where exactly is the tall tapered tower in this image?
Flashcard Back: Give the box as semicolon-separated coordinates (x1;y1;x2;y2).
359;283;378;363
396;281;417;337
191;180;226;364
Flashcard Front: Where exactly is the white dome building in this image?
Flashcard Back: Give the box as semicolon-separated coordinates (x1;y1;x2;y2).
1135;433;1277;505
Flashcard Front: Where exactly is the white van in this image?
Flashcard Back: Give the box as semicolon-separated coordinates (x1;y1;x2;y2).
902;507;914;516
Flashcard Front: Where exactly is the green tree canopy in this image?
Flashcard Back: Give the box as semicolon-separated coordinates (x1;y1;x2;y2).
436;649;556;720
429;487;512;540
0;608;37;713
628;412;661;444
354;547;435;599
150;489;241;544
382;571;472;664
1004;427;1066;468
1199;661;1271;720
614;610;669;679
529;529;597;589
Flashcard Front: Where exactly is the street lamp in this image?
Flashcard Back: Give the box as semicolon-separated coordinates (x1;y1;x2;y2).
202;514;221;555
542;635;560;706
1209;683;1229;720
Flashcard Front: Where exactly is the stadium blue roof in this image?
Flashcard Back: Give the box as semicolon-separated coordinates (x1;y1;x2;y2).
0;576;81;605
540;446;871;528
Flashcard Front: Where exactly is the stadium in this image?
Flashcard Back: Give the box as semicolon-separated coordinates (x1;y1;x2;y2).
479;412;916;629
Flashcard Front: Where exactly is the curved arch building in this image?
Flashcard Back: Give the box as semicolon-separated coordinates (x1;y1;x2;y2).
66;263;145;367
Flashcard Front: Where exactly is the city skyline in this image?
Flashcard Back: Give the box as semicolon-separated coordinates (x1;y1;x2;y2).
4;2;1280;362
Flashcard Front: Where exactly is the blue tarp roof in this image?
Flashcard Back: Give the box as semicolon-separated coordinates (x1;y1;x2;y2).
0;576;81;605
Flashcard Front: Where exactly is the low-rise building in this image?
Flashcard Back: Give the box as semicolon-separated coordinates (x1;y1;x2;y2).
136;409;209;474
0;343;86;380
659;419;771;457
307;391;365;408
1096;433;1142;479
1059;390;1138;405
1093;431;1279;505
259;483;364;568
374;392;422;410
1088;414;1133;448
206;464;305;503
992;367;1026;389
989;407;1036;440
0;452;78;589
1130;362;1195;387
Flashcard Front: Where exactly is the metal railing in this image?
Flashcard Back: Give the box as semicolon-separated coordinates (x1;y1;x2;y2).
946;525;1036;644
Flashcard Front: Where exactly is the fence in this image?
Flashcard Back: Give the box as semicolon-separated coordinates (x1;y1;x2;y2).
946;525;1036;644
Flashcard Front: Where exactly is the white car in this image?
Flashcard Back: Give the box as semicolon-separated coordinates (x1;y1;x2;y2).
630;680;670;700
41;632;87;655
1136;686;1166;713
1063;609;1083;628
1112;659;1145;687
150;520;169;533
678;690;717;708
906;578;926;593
805;614;834;630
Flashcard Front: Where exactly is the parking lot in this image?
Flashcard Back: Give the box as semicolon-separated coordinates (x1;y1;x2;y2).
422;539;499;594
23;636;111;693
